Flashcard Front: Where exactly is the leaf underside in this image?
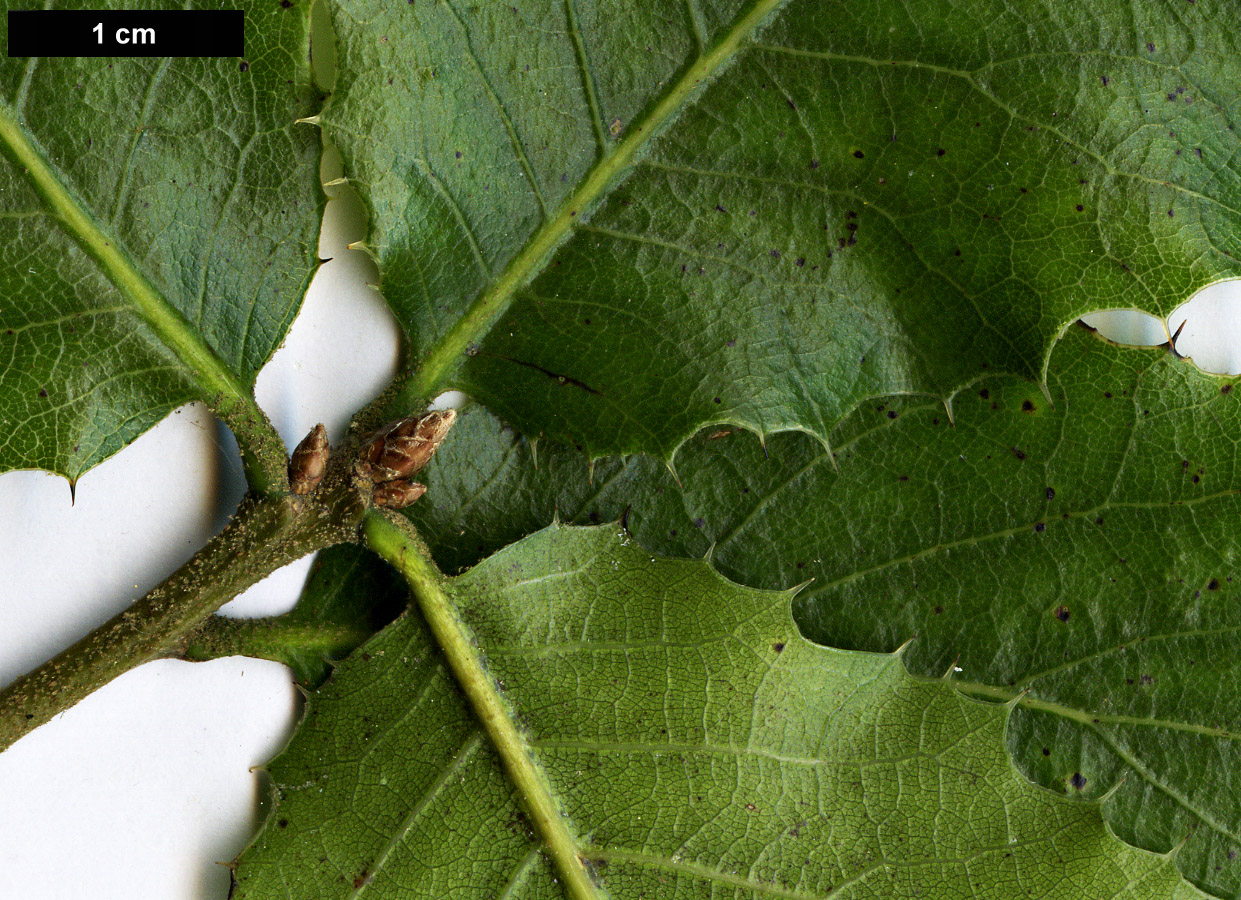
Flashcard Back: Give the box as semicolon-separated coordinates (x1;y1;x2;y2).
378;328;1241;898
234;525;1206;900
0;0;322;480
327;0;1241;458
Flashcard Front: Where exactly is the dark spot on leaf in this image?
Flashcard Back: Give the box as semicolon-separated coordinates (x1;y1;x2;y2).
1140;674;1154;685
809;159;819;169
1046;487;1055;500
239;61;249;72
933;605;943;615
694;518;705;528
1012;447;1026;461
1209;578;1220;591
1147;42;1156;52
1075;204;1084;212
852;150;865;159
1101;75;1109;86
772;642;785;653
1042;747;1051;756
1022;399;1035;412
796;257;805;266
887;411;897;419
1193;475;1200;483
1168;209;1175;217
1096;517;1104;525
1195;147;1204;159
1069;773;1087;790
936;148;946;157
39;388;47;398
1034;522;1046;532
770;249;781;258
713;397;721;404
898;474;909;482
1054;605;1070;622
278;819;289;828
979;389;990;399
1223;384;1233;394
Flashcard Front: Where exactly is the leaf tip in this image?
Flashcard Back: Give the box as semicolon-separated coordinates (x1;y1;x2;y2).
1097;773;1127;804
1003;687;1030;712
788;577;815;598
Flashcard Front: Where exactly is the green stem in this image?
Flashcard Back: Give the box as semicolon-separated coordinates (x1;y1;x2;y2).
183;618;376;678
385;0;784;413
0;104;289;494
363;512;603;900
0;488;362;752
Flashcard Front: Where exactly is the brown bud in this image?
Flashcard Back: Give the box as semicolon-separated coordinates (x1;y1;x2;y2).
372;479;427;509
362;409;456;482
288;423;329;495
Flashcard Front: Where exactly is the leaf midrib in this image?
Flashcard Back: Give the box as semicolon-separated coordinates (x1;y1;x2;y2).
392;0;788;409
362;512;604;900
0;101;286;490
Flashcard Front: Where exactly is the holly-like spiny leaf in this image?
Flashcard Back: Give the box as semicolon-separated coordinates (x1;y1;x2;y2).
234;524;1206;899
363;326;1241;898
327;0;1241;458
0;0;322;482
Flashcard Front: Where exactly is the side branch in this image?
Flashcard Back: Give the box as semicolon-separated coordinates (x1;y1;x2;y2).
0;488;360;752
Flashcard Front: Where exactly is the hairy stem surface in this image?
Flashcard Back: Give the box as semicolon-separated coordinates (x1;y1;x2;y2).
0;485;363;752
363;512;603;900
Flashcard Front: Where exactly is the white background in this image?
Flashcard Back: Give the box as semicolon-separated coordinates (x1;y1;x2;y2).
1;155;1240;897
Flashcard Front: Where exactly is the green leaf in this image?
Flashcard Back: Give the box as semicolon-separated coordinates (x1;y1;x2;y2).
234;524;1206;899
0;1;321;482
392;327;1241;897
326;0;1241;457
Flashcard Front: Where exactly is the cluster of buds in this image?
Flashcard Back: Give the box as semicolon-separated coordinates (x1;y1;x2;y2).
359;409;456;509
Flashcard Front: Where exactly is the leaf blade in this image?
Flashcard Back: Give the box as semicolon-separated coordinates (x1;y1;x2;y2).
332;0;1241;456
234;524;1210;899
0;3;322;484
